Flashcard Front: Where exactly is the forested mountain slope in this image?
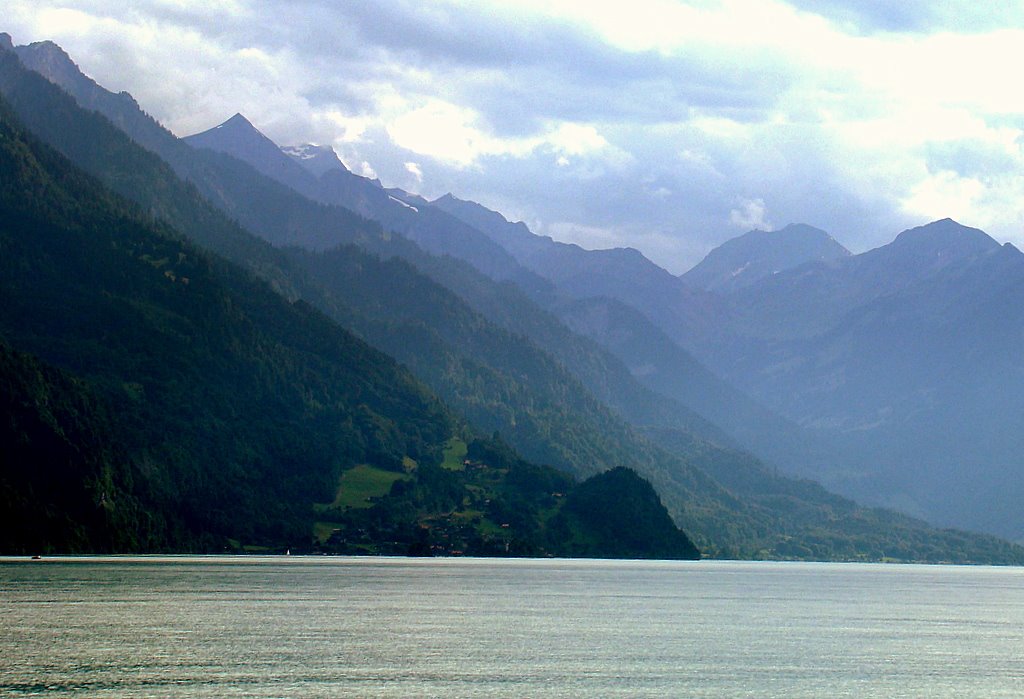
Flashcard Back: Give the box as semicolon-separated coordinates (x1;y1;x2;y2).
0;93;700;559
0;100;446;549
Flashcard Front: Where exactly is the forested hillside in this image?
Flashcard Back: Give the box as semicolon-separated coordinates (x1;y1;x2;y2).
0;95;702;557
0;99;444;548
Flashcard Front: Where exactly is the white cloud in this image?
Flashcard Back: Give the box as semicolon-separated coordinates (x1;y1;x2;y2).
902;170;983;223
388;100;502;167
729;198;772;231
359;161;378;179
315;111;371;143
404;161;423;184
381;99;623;171
548;123;607;155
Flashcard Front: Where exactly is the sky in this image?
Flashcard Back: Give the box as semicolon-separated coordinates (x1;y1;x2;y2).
8;0;1024;273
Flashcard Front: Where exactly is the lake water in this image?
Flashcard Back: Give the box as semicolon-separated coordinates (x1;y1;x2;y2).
1;557;1022;697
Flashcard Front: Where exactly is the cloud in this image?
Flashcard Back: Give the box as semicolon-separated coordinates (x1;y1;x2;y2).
386;98;540;168
404;161;423;184
730;199;772;231
787;0;1024;35
9;0;1024;271
359;161;378;180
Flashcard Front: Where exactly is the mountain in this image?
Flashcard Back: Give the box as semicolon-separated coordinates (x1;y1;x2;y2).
5;40;735;476
283;142;349;179
8;37;389;272
188;113;318;191
387;150;1024;545
1;40;735;550
0;43;670;493
553;295;832;471
429;193;732;415
138;88;784;481
0;340;153;553
8;34;1024;562
432;192;834;474
0;81;700;559
432;192;709;327
433;192;543;253
552;466;700;559
679;218;1024;540
186;114;541;285
0;94;445;549
718;218;1003;342
681;223;851;293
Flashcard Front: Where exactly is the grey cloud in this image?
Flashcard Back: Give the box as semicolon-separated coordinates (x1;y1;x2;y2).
301;0;631;75
788;0;1024;34
788;0;936;33
289;51;919;269
924;139;1021;180
275;2;796;133
61;1;799;136
457;52;789;136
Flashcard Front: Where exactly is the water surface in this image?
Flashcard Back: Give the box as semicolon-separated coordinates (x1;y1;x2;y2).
1;557;1022;697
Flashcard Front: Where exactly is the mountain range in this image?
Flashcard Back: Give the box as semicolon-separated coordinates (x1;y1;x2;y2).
184;113;546;289
414;161;1024;544
2;32;1024;560
0;46;700;560
469;206;1024;541
694;219;1024;537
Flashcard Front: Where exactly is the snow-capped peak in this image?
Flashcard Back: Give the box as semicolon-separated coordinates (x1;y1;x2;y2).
281;143;348;178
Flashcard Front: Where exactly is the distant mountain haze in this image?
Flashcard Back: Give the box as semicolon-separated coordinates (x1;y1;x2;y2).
433;192;695;310
181;111;836;504
434;192;835;480
682;218;1024;539
433;185;1024;542
717;218;1003;341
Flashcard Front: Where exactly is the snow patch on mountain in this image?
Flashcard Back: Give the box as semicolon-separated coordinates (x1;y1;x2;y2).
281;143;348;178
388;194;419;212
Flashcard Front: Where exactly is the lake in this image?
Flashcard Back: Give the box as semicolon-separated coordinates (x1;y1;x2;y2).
1;557;1022;697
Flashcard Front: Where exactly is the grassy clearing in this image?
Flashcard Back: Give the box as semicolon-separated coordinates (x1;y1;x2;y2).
477;519;508;536
313;521;342;544
318;464;410;511
441;437;468;471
